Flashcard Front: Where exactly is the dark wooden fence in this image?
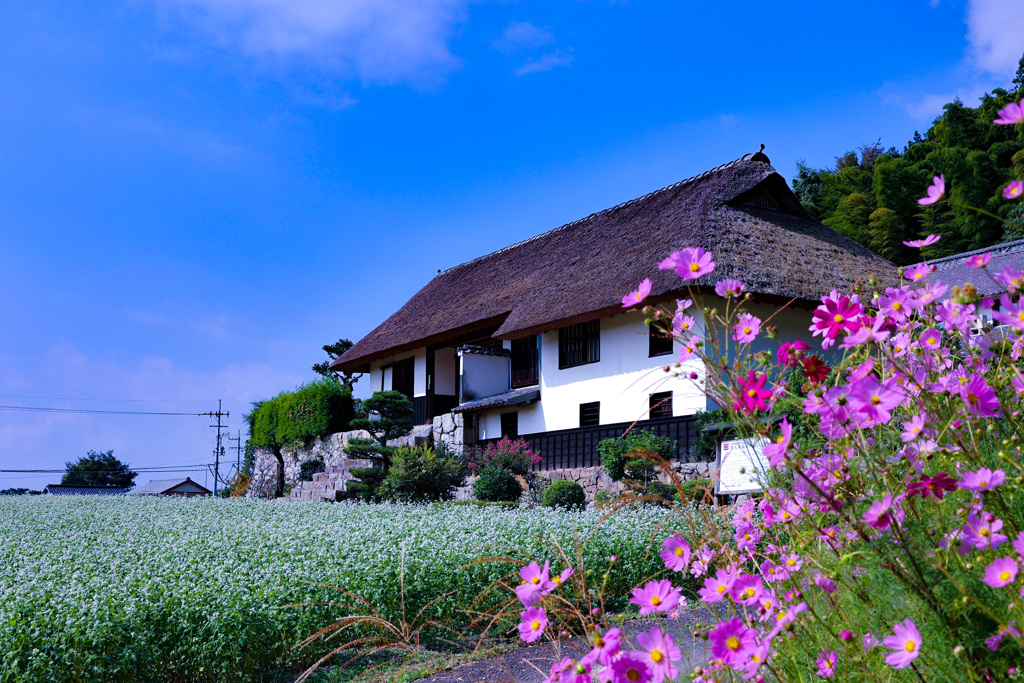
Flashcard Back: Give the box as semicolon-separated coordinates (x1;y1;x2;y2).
481;415;702;471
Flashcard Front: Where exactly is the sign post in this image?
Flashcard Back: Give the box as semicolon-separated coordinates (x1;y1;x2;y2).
714;435;769;500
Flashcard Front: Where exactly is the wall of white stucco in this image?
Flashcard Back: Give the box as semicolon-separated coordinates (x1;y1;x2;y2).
367;347;427;397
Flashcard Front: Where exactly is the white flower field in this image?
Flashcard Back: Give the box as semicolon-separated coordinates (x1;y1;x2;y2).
0;497;690;682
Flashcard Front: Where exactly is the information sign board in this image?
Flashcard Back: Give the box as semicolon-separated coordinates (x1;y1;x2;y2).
715;436;769;495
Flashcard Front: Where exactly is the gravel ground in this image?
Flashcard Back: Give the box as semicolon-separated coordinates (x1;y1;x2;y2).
415;608;713;683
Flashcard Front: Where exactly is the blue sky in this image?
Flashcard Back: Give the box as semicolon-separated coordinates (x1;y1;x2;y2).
1;0;1022;491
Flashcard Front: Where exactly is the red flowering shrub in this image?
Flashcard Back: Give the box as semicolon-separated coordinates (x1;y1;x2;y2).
466;436;541;476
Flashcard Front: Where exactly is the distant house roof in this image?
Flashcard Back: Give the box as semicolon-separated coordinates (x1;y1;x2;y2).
42;484;127;496
125;477;212;496
333;151;895;372
919;239;1024;297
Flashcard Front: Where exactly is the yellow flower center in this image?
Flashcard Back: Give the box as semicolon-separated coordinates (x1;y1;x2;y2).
627;671;640;682
777;436;785;444
904;641;916;653
786;558;796;567
725;637;740;651
717;585;727;593
744;588;755;598
531;577;540;584
743;326;752;334
651;595;661;606
980;527;990;537
763;601;772;610
782;511;791;520
594;636;605;648
531;620;540;631
552;576;561;584
752;653;762;663
979;482;987;488
833;314;844;323
675;547;684;557
893;301;902;310
689;262;700;272
871;395;881;405
777;610;787;621
747;389;757;398
651;649;664;662
1001;571;1012;582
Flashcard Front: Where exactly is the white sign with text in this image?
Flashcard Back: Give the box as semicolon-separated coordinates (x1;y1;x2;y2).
715;436;769;495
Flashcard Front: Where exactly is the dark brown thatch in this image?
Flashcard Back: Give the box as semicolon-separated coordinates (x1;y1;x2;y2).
334;152;894;372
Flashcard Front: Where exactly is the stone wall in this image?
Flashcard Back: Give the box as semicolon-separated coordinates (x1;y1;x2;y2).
432;412;465;453
248;424;433;498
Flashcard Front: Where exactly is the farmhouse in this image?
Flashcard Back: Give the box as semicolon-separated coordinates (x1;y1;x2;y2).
42;484;128;495
125;477;212;497
332;150;893;469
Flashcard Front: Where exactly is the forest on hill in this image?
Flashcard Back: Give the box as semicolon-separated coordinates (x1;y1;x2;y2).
793;57;1024;266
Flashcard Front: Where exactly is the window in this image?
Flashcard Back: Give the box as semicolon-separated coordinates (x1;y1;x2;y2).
559;321;600;369
649;391;673;419
649;330;673;358
500;412;519;439
511;335;539;388
580;402;600;427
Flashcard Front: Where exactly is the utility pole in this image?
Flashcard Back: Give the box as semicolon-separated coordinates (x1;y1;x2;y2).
200;400;229;496
227;431;242;474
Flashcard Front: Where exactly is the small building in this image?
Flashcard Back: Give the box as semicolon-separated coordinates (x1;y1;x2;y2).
125;477;212;497
42;484;128;496
923;239;1024;298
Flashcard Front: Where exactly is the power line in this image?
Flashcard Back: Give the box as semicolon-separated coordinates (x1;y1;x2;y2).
0;467;208;473
0;405;210;416
0;394;215;402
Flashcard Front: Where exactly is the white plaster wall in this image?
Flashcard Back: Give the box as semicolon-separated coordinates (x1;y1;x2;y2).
434;347;458;396
366;349;426;396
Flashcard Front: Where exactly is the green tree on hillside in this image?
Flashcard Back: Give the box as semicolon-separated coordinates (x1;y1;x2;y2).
62;450;137;489
311;338;363;391
793;58;1024;264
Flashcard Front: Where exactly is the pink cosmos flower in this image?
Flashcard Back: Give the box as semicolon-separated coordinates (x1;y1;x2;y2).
734;370;772;413
903;234;941;248
903;263;934;283
515;560;552;606
763;417;792;468
883;619;921;669
777;340;810;367
996;267;1024;294
608;654;651;683
966;252;992;268
840;315;890;347
659;247;715;280
900;414;927;442
708;617;757;667
635;626;681;683
676;335;701;363
698;568;737;603
730;573;764;606
518;606;548;643
1014;531;1024;557
957;373;1001;418
802;356;830;383
659;535;691;573
959;467;1006;492
544;658;590;683
581;627;622;667
733;313;762;343
984;557;1019;588
862;493;899;530
994;99;1024;125
672;311;696;335
986;622;1021;652
714;278;745;298
917;174;945;205
961;511;1008;551
622;278;652;308
1005;181;1024;200
815;650;837;678
992;293;1024;331
630;579;681;616
810;290;864;347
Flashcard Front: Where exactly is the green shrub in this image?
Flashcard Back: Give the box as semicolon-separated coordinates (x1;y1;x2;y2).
541;479;586;511
592;489;614;506
678;478;713;505
377;445;468;503
299;458;325;482
466;437;540;476
598;430;676;482
688;408;729;462
473;466;523;503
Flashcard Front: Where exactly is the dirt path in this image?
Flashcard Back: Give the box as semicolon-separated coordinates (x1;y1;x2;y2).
415;608;713;683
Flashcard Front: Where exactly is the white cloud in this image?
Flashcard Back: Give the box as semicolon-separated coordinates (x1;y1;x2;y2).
514;51;573;77
154;0;470;84
966;0;1024;76
492;21;553;53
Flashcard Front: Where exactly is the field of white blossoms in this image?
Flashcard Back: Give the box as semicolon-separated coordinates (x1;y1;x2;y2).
0;496;695;683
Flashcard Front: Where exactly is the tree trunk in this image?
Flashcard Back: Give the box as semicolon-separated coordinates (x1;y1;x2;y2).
273;445;285;498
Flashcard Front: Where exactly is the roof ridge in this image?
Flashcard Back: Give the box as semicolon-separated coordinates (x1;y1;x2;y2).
438;152;769;275
926;238;1024;266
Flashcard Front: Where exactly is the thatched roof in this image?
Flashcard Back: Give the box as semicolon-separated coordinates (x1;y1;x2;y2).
334;151;894;372
920;239;1024;297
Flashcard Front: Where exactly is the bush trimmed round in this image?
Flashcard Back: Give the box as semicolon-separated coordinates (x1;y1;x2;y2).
473;466;523;502
541;479;586;511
